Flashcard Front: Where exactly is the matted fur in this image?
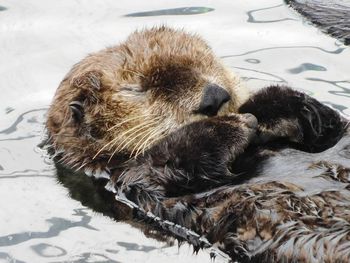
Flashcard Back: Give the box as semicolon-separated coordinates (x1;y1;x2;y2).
45;26;349;262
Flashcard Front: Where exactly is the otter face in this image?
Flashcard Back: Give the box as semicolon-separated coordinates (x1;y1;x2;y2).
46;27;248;173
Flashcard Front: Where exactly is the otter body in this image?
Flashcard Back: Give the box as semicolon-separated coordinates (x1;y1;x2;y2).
46;27;350;262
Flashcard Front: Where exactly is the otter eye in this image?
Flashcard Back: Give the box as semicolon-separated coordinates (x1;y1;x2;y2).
69;101;84;122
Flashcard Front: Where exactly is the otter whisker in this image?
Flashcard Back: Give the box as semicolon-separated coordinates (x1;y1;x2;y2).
140;131;167;157
130;127;161;157
76;161;89;171
109;116;160;142
113;118;160;148
114;121;159;154
93;118;158;159
107;113;157;131
134;127;166;157
106;120;159;162
132;130;159;157
65;156;78;167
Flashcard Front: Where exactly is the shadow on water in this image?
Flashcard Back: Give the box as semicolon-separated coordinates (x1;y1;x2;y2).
51;252;120;263
246;4;297;23
0;209;97;247
125;7;214;17
287;62;327;74
0;6;7;11
31;243;67;258
0;252;25;263
116;241;157;252
0;108;47;135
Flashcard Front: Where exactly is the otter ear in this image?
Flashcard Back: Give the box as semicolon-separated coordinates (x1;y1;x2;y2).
72;70;103;104
69;101;84;122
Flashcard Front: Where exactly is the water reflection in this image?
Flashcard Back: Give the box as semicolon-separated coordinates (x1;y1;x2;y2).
220;45;346;59
0;108;47;135
116;241;157;252
307;77;350;98
125;7;214;17
0;209;97;247
287;63;327;74
0;252;25;263
247;4;296;23
31;243;67;257
50;252;119;263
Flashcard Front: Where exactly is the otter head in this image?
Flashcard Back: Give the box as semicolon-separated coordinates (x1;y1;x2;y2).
46;27;248;174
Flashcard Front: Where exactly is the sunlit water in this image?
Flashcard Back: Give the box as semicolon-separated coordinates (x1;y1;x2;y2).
0;0;349;262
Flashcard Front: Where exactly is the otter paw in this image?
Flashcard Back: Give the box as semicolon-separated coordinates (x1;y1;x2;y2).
188;113;258;163
218;113;258;155
239;85;345;152
117;113;258;196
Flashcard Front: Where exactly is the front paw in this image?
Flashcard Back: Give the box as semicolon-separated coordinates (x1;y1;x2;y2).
239;85;345;152
197;113;258;162
298;96;345;151
116;113;258;196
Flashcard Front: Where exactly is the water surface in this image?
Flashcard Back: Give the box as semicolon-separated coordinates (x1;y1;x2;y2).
0;0;349;262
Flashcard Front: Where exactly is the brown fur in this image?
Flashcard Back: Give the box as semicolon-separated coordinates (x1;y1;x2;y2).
46;26;350;262
46;26;248;173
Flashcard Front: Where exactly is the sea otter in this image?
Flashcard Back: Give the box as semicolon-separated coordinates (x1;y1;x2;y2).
46;26;249;177
45;26;349;262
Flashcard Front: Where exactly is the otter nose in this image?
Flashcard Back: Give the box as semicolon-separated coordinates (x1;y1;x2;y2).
197;84;231;116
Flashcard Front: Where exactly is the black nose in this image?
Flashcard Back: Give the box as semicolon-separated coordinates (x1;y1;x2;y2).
196;84;231;116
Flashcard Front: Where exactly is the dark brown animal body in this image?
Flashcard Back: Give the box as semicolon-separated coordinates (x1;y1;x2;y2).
105;86;348;262
46;27;350;262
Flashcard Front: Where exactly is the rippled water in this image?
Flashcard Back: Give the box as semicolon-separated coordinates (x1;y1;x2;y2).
0;0;349;262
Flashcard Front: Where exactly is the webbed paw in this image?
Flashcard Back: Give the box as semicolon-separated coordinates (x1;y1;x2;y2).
239;85;345;152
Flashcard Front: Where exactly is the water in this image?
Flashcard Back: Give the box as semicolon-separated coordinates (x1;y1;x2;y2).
0;0;349;262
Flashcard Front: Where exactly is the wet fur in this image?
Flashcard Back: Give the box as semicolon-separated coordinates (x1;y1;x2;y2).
50;86;349;262
45;27;350;262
